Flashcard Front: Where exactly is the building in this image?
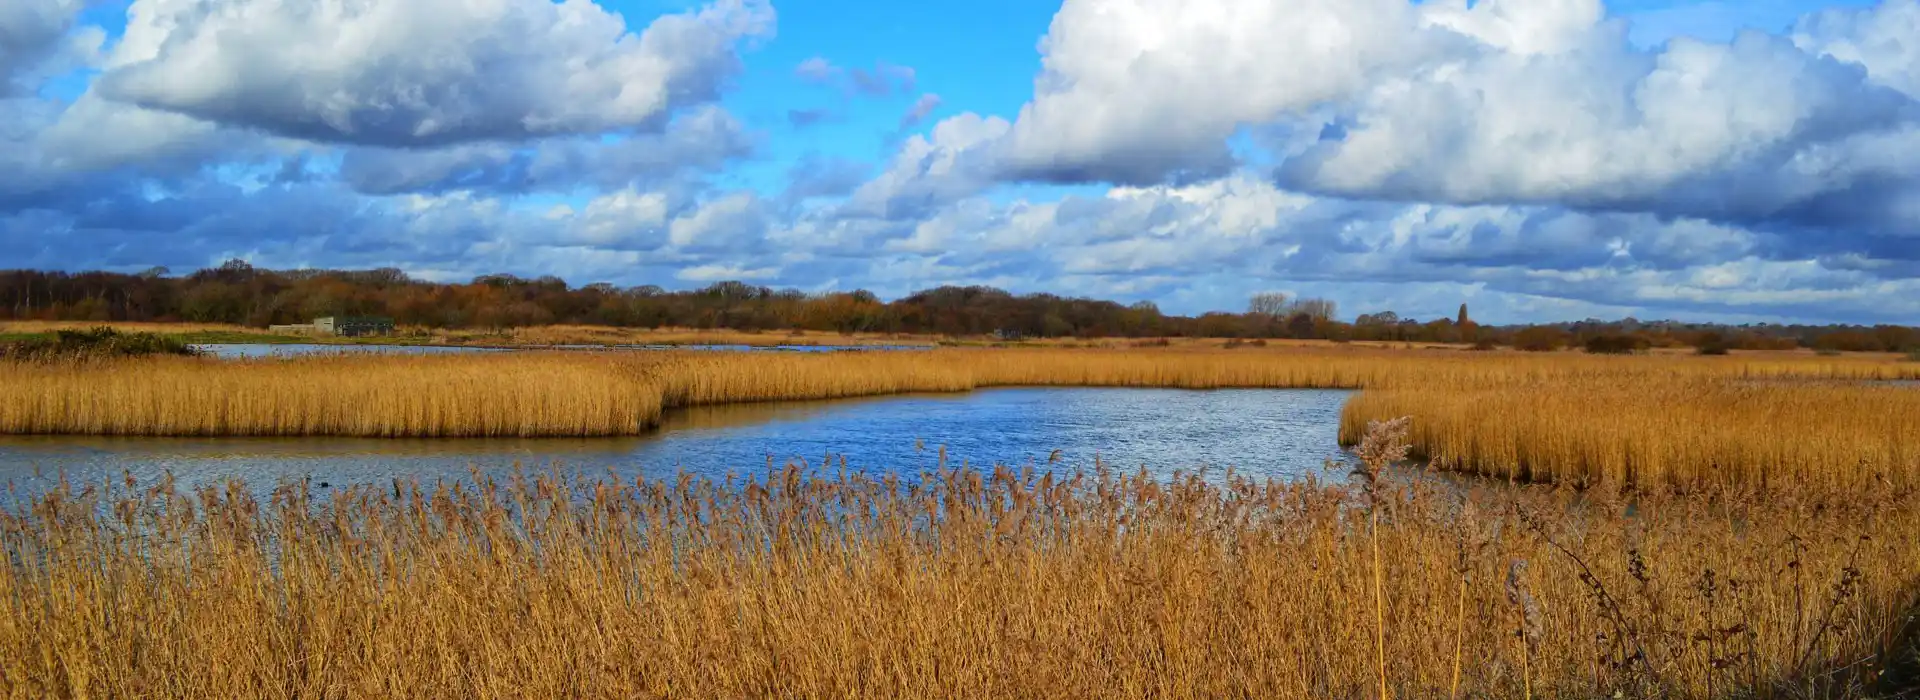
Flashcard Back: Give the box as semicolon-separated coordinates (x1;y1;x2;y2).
267;322;321;335
314;316;394;337
270;316;395;337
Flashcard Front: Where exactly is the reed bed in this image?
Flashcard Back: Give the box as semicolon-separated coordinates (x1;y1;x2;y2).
1340;379;1920;492
0;353;657;437
0;321;257;336
3;443;1916;699
4;347;1919;491
0;347;1447;440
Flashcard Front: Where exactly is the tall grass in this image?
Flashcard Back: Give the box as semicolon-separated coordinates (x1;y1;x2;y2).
1340;377;1920;491
0;353;657;437
4;453;1915;698
4;347;1919;490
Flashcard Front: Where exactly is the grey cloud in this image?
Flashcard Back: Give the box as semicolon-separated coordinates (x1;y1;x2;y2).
96;0;774;148
782;156;872;202
898;94;942;130
0;0;84;95
1795;0;1920;96
338;107;757;195
849;63;915;97
1277;29;1920;236
787;108;835;128
842;113;1009;220
971;0;1920;259
792;57;917;98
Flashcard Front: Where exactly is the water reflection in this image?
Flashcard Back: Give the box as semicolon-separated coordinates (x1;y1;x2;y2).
0;387;1353;502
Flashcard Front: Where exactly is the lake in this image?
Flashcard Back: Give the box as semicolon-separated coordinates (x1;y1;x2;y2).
190;343;930;358
0;387;1352;501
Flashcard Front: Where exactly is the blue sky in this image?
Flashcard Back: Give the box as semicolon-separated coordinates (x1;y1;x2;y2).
4;0;1919;324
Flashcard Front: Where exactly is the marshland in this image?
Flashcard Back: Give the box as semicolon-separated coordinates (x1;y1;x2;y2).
3;334;1920;698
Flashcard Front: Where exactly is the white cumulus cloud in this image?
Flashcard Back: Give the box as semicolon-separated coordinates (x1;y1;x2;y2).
96;0;775;147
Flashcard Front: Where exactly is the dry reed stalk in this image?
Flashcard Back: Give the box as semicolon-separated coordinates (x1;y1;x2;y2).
4;346;1919;490
1340;376;1920;491
2;465;1915;699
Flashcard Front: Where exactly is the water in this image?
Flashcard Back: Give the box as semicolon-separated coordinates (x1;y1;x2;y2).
191;343;930;358
191;343;509;358
0;388;1352;501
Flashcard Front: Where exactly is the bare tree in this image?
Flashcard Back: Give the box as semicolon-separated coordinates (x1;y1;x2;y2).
1248;292;1289;317
1290;297;1338;321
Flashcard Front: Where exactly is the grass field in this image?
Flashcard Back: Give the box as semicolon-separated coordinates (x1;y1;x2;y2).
4;346;1918;491
4;437;1915;698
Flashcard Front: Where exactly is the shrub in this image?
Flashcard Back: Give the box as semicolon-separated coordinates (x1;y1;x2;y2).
1583;334;1650;355
1129;338;1172;348
1694;332;1732;356
1;327;200;362
1512;327;1570;352
1470;339;1499;351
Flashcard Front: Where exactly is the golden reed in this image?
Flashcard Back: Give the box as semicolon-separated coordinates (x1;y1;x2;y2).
3;456;1914;698
3;347;1918;489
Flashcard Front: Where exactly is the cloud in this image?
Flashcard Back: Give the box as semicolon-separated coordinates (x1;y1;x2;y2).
898;94;942;130
794;56;836;83
1276;23;1919;233
677;263;778;282
13;0;1920;327
95;0;775;148
843;113;1009;219
792;57;916;97
787;108;834;128
0;0;89;94
848;62;915;97
1795;0;1920;96
338;106;757;195
782;155;871;202
668;192;768;250
995;0;1450;185
971;0;1920;249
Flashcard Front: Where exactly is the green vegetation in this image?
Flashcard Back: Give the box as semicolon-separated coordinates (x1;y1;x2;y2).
0;327;200;361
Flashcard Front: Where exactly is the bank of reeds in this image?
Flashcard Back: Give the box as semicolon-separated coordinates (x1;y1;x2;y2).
0;353;657;437
4;347;1919;490
1340;377;1920;492
0;347;1450;440
4;445;1916;699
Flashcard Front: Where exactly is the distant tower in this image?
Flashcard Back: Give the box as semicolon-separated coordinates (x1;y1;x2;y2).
1457;304;1470;327
1458;303;1476;343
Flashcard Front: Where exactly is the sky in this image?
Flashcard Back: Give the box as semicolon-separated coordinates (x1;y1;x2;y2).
3;0;1918;325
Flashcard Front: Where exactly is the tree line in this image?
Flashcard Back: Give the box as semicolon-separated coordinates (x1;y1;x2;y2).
3;262;1916;352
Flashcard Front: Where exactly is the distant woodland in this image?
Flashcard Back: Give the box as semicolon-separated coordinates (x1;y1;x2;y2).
5;261;1917;353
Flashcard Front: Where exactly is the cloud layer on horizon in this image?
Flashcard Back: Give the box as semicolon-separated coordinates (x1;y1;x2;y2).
4;0;1920;325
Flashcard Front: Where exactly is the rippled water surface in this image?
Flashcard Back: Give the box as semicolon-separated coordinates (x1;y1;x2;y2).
0;388;1352;499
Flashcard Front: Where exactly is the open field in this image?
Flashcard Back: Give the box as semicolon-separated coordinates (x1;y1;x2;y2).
4;346;1919;491
4;454;1916;699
